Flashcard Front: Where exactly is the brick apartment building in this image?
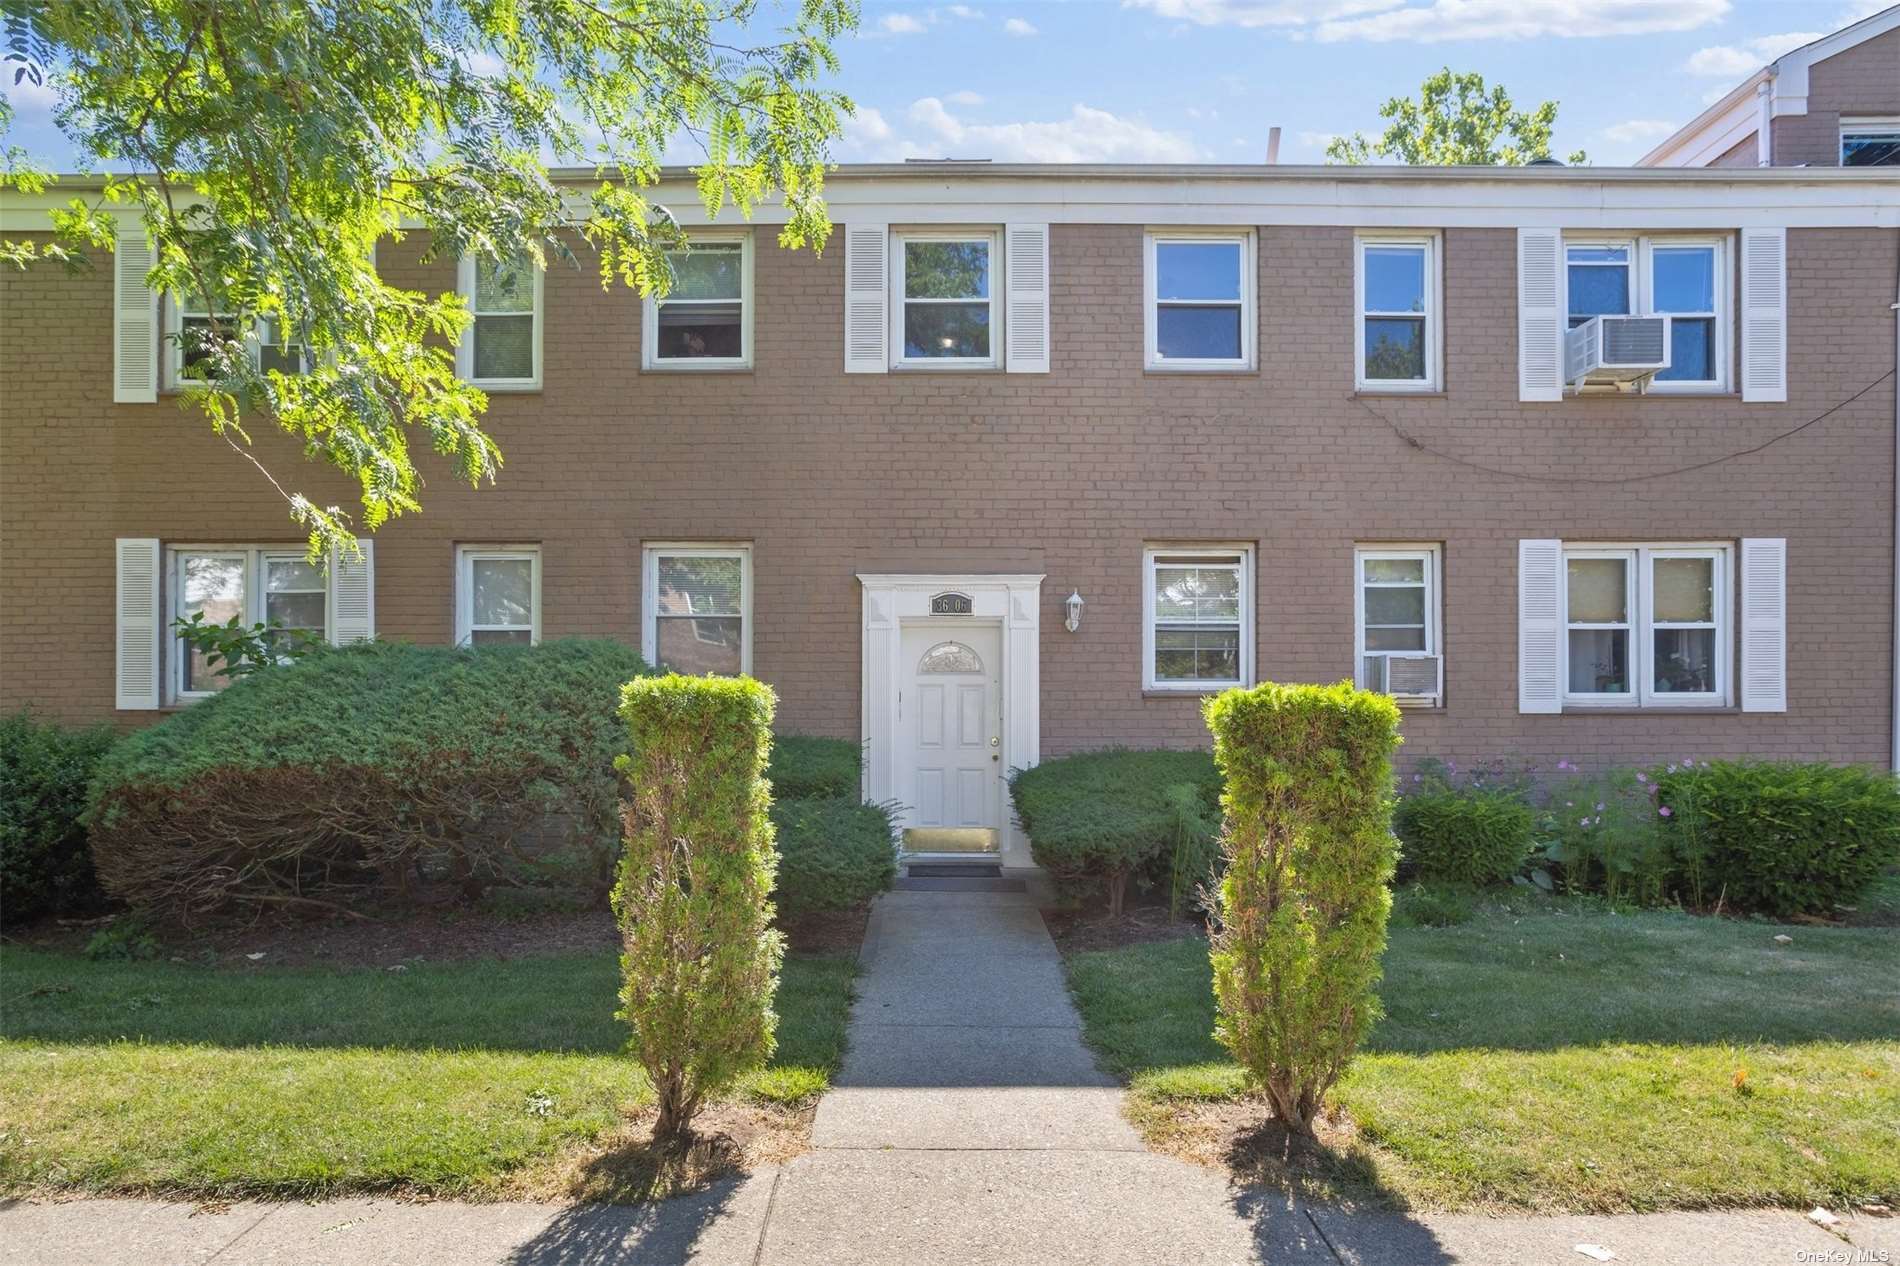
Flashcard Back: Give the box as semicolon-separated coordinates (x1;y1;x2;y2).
4;156;1899;866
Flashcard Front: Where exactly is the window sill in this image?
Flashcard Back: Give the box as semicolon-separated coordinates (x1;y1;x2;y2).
889;363;1003;374
641;364;754;375
470;381;542;394
1558;704;1740;716
1143;365;1257;377
1143;686;1245;699
1566;389;1738;401
1352;388;1445;399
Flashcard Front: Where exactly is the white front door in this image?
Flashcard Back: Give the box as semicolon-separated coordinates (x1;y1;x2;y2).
898;622;1004;853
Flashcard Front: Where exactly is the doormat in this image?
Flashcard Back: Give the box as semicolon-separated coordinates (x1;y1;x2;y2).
907;863;1004;878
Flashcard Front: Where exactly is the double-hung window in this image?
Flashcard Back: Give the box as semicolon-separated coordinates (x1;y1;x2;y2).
1565;237;1727;391
1145;232;1254;370
171;547;328;699
892;231;999;368
643;545;751;675
456;546;540;646
166;298;308;387
644;236;752;369
1355;546;1441;703
458;252;541;388
1842;118;1900;166
1355;236;1438;391
1143;546;1253;691
1564;545;1728;707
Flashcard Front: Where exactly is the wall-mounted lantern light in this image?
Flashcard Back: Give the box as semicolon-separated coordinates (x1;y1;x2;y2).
1065;590;1085;633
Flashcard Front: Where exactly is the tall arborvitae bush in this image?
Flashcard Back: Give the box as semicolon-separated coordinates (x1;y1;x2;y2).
612;674;784;1141
1204;681;1402;1137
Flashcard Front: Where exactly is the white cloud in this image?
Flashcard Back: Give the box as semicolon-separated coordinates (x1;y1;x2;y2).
1185;106;1220;121
1125;0;1733;39
899;97;1204;161
945;90;986;106
945;3;984;15
1316;0;1730;43
1003;16;1039;34
1683;30;1825;76
877;12;929;34
1298;129;1340;152
843;105;895;146
0;74;57;118
1601;118;1678;144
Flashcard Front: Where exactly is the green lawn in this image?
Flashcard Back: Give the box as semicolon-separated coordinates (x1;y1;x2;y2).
1065;898;1900;1213
0;948;855;1199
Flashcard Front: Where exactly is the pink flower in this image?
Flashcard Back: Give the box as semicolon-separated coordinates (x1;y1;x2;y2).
1659;805;1673;818
1682;757;1695;767
1595;803;1605;813
1667;764;1678;774
1413;773;1423;782
1557;759;1574;772
1635;771;1648;784
1580;817;1591;827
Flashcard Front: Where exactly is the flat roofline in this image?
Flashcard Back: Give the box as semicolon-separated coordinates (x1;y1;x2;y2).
16;161;1900;194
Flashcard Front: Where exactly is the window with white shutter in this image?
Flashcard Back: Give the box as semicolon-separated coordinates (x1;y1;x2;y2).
113;228;159;404
165;544;371;700
1517;539;1563;712
1004;223;1050;374
1516;229;1563;402
1740;537;1787;712
116;539;162;709
843;224;889;374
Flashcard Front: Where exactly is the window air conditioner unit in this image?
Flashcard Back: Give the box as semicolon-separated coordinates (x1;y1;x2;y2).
1365;653;1442;702
1565;315;1671;390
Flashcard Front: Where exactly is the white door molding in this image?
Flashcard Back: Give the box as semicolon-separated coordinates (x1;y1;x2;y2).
858;573;1043;867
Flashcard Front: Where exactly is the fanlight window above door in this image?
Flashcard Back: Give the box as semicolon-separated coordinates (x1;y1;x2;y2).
918;641;983;674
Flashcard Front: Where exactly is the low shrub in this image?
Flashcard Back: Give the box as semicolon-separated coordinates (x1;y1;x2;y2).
1206;680;1402;1138
613;673;782;1140
1;711;117;926
1394;782;1534;886
766;735;861;801
1390;881;1478;928
1655;760;1900;917
1538;767;1675;905
772;796;897;917
1009;748;1221;916
88;639;650;924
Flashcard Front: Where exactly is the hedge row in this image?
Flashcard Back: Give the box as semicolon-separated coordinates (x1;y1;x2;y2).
2;711;118;926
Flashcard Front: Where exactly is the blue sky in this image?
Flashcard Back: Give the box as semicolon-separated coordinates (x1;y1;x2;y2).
3;1;1889;169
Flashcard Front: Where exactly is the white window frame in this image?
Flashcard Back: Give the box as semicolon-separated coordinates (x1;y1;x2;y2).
1353;234;1440;392
457;252;544;390
1561;542;1731;709
642;233;754;371
642;543;753;676
1841;116;1900;166
164;298;307;389
455;545;542;647
1143;230;1256;372
1354;544;1441;705
889;228;1002;370
1563;235;1730;394
1141;544;1255;693
167;545;329;702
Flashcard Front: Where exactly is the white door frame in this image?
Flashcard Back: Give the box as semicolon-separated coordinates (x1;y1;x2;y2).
858;573;1043;868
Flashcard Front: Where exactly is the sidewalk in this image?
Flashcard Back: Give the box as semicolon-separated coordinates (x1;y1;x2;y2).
4;887;1893;1264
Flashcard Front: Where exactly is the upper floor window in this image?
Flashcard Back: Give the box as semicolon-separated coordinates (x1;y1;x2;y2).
643;545;751;675
171;546;327;699
166;297;307;388
1841;118;1900;166
1355;235;1439;391
893;231;998;368
1144;232;1254;370
455;545;540;646
1355;545;1441;705
1564;544;1728;708
1142;545;1253;692
644;236;752;370
1565;237;1727;392
458;252;541;388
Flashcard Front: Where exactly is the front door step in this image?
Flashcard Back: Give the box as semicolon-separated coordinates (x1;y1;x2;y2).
907;863;1004;878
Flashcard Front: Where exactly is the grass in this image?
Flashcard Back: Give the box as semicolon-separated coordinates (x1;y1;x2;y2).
1064;896;1900;1213
0;947;856;1200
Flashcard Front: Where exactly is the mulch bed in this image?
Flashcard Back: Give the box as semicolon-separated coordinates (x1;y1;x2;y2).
1041;902;1205;955
10;898;869;968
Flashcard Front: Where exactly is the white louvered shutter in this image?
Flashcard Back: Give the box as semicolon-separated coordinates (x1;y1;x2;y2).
843;224;889;374
1004;223;1051;374
1518;539;1563;714
328;540;375;644
1740;228;1788;403
1740;537;1787;712
114;225;159;403
116;538;162;710
1516;228;1563;403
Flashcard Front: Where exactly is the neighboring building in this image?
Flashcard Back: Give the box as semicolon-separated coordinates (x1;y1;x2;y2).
3;162;1898;868
1640;4;1900;169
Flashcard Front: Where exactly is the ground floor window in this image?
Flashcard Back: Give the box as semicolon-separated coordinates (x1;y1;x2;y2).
643;545;751;675
1564;544;1728;707
170;547;328;699
1354;544;1441;703
1142;545;1253;691
456;546;540;646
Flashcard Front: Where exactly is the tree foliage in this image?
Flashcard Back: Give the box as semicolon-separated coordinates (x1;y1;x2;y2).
1204;680;1402;1138
0;0;855;555
1327;68;1585;167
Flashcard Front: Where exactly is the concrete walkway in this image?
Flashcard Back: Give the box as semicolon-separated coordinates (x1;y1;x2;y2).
4;887;1894;1264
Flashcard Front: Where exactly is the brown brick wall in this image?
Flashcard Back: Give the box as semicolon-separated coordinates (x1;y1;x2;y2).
1773;26;1900;166
3;221;1895;770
